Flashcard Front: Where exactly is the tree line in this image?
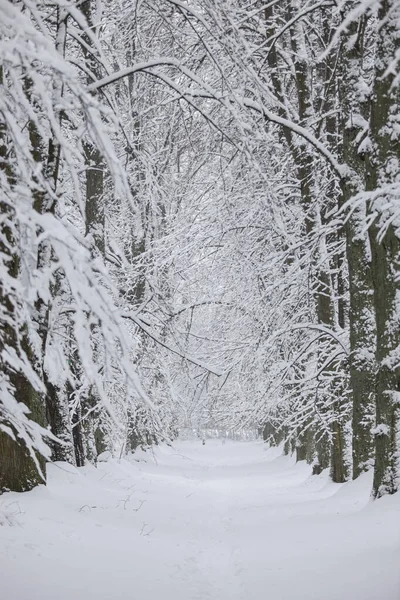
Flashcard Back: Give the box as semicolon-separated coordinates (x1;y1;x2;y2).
0;0;399;500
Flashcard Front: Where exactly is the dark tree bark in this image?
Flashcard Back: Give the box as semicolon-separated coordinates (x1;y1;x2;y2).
27;47;75;464
0;68;47;492
366;0;400;497
68;0;107;465
339;10;376;480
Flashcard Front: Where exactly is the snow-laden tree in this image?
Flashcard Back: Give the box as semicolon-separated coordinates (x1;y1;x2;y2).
2;0;400;501
0;0;152;490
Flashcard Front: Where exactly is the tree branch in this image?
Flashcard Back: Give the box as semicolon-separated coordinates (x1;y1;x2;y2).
122;312;223;377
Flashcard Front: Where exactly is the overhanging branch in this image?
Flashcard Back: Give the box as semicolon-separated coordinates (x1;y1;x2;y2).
122;312;223;377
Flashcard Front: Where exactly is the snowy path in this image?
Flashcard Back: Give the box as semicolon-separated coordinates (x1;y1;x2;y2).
1;440;399;600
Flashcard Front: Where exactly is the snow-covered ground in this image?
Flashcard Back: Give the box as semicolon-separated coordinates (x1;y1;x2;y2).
0;440;399;600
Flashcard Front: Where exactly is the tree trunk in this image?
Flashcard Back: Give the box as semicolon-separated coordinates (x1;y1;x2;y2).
365;0;400;497
72;0;107;464
339;11;376;479
0;368;46;493
0;77;47;491
28;66;75;465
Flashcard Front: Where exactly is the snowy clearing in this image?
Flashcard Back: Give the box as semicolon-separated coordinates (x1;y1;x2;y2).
0;440;399;600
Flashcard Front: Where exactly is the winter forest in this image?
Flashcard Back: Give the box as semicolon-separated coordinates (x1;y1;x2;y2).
0;0;400;598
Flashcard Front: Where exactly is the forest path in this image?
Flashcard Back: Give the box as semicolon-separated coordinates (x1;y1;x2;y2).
1;440;399;600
